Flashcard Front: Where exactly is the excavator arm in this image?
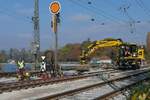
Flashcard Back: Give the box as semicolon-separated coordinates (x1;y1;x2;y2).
80;38;123;64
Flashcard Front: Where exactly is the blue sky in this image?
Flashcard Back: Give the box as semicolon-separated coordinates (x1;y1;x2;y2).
0;0;150;50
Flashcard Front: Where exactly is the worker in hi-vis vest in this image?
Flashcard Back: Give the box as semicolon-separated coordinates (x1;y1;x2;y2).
17;60;26;79
17;60;25;69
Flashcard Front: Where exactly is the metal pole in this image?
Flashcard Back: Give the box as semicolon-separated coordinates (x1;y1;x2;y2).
33;0;40;70
54;31;58;75
53;14;59;76
49;1;61;76
35;54;38;70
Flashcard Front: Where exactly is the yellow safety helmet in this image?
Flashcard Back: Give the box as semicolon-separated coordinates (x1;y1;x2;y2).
25;72;30;77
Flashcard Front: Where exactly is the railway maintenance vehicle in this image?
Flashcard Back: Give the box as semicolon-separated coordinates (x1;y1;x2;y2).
80;38;145;69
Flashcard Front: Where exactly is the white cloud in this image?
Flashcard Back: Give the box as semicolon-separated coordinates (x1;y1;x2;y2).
17;33;32;39
0;15;12;20
13;2;33;16
16;8;33;16
13;3;23;9
59;21;150;45
70;13;91;22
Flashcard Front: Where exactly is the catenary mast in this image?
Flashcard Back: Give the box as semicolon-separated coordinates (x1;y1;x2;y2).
32;0;40;70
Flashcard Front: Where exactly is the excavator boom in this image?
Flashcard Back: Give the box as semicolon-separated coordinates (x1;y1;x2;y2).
80;38;123;64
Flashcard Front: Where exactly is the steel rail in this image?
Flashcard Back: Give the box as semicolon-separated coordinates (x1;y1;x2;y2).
0;71;41;77
36;69;150;100
0;69;116;78
94;77;150;100
0;70;107;93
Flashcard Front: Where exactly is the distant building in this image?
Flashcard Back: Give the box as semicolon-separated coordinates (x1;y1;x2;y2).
98;56;112;64
7;59;16;64
147;32;150;51
90;56;112;64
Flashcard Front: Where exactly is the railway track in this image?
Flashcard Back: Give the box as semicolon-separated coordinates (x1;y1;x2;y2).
0;68;149;96
37;68;150;100
94;78;149;100
0;69;119;93
0;68;148;94
0;69;116;78
0;71;41;78
0;64;149;78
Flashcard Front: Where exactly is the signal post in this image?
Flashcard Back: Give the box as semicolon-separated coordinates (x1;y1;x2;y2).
49;1;61;76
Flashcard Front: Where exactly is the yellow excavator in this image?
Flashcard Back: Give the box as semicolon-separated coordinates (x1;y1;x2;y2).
80;38;145;69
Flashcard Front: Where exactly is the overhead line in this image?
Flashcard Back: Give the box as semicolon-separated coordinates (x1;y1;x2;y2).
134;0;150;17
0;8;31;23
69;0;107;22
138;0;150;13
79;0;126;23
70;0;124;25
68;0;108;25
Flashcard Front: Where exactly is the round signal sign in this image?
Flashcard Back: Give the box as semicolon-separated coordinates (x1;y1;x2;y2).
49;1;61;14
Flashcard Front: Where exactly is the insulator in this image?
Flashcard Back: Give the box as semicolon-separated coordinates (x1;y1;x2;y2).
88;1;92;4
91;18;95;21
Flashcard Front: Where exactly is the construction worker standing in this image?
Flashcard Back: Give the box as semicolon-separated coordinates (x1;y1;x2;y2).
17;60;25;80
17;60;25;69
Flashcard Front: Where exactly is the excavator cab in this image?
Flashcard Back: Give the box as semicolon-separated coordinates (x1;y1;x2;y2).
119;44;138;58
118;44;141;69
137;47;145;60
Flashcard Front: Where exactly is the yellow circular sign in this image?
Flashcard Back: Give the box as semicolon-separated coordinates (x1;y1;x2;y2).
49;1;61;14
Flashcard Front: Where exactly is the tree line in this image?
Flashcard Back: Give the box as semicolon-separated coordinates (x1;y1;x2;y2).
0;38;150;63
0;39;90;63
